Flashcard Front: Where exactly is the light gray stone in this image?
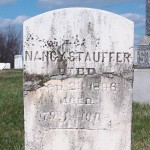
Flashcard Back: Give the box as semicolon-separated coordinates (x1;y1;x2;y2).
14;55;23;69
0;63;11;70
24;8;134;150
0;63;5;70
136;0;150;68
5;63;11;69
146;0;150;36
133;69;150;103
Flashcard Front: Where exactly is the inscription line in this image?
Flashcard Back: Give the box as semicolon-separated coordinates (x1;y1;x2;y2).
44;128;111;131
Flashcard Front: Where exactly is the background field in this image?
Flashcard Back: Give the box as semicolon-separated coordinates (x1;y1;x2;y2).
0;70;149;150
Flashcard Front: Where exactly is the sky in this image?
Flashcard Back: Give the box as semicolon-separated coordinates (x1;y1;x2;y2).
0;0;145;47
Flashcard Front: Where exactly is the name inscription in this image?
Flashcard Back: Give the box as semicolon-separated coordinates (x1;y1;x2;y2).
25;51;132;63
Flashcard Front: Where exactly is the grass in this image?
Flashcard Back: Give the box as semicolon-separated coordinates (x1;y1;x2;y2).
0;70;150;150
132;103;150;150
0;70;24;150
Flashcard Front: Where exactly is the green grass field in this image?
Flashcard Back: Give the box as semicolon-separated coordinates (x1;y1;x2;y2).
0;70;150;150
0;70;24;150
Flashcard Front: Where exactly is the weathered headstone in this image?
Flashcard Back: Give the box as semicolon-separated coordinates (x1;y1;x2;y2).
146;0;150;36
136;0;150;68
14;55;23;69
0;63;5;70
0;63;11;70
5;63;11;69
24;8;134;150
133;69;150;103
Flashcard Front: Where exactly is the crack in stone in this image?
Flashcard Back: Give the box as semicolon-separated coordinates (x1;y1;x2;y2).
24;72;133;91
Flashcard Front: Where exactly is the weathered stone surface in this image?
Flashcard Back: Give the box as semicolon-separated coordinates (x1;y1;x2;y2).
0;63;11;70
133;69;150;103
136;36;150;68
14;55;23;69
0;63;5;70
146;0;150;36
5;63;11;69
24;8;134;150
136;0;150;68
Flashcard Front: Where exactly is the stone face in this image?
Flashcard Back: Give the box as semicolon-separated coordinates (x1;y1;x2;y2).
0;63;11;70
136;36;150;68
5;63;11;69
133;69;150;103
136;0;150;68
0;63;5;70
14;55;23;69
24;8;134;150
146;0;150;36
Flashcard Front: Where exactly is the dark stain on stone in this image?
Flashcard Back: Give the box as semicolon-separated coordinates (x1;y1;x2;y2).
24;73;50;91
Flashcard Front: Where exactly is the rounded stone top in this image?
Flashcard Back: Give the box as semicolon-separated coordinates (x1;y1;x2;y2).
24;7;133;25
24;7;134;79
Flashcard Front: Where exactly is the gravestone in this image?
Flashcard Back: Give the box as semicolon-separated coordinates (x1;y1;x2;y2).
0;63;5;70
4;63;11;69
133;69;150;103
14;55;23;69
136;0;150;68
24;8;134;150
0;63;11;70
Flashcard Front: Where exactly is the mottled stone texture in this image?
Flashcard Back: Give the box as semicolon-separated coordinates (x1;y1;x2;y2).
137;37;150;68
24;8;134;150
133;69;150;103
146;0;150;36
136;0;150;68
14;55;23;69
0;63;10;70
